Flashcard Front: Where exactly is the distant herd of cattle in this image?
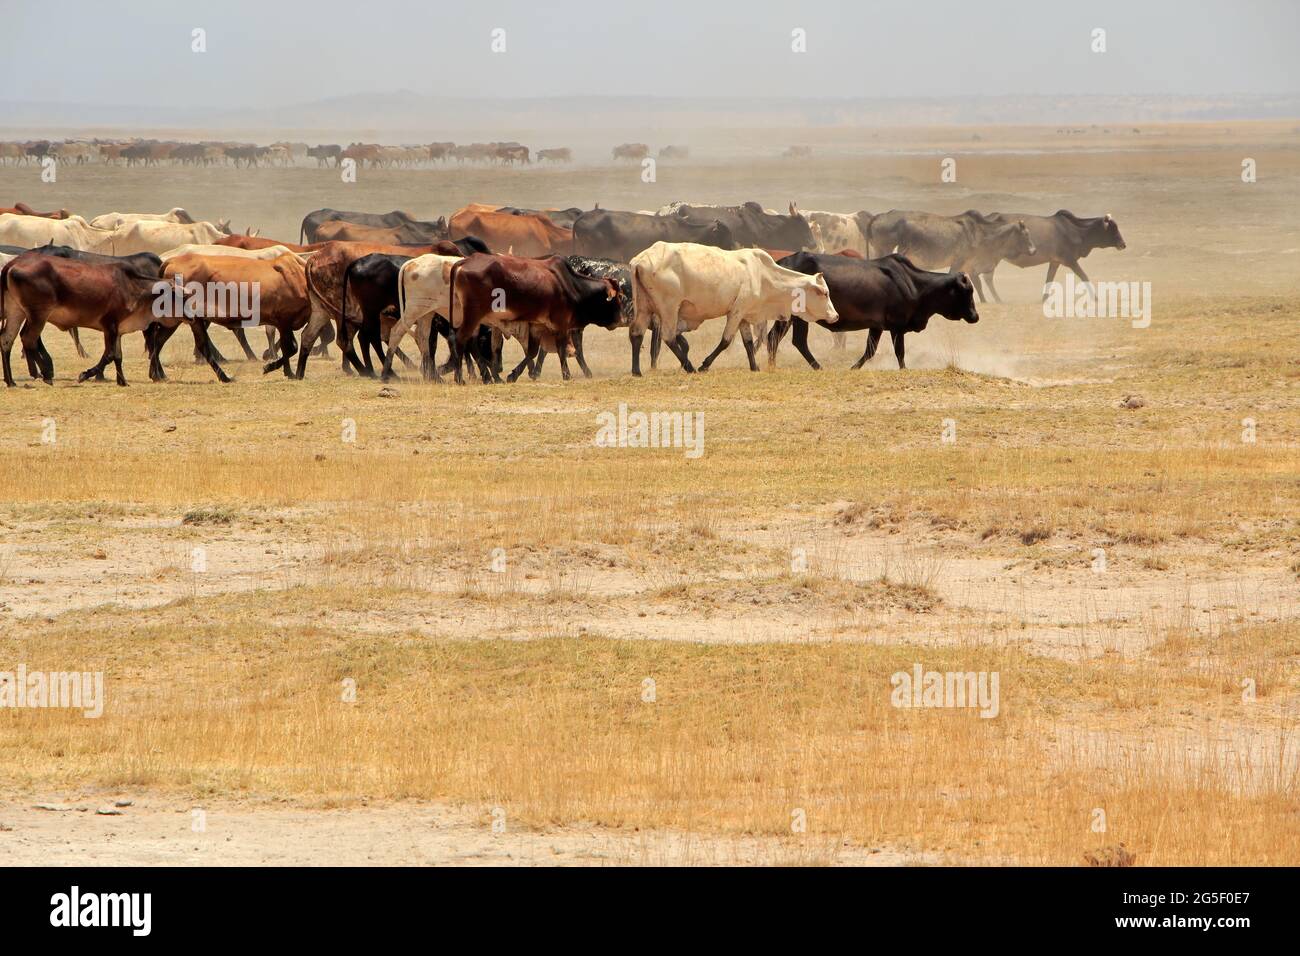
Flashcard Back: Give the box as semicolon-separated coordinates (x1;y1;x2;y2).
0;198;1126;387
0;140;711;168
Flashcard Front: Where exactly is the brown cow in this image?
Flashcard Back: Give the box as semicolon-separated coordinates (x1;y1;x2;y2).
147;253;311;379
448;209;572;257
1;203;70;219
0;254;224;386
444;253;622;384
312;220;444;245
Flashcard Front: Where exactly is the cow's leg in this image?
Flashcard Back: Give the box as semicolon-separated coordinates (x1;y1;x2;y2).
572;327;593;378
313;321;333;357
277;331;299;378
1041;261;1061;301
190;322;232;383
892;331;907;369
148;323;182;381
381;310;419;381
1066;259;1094;300
29;339;54;380
981;270;1003;304
78;334;116;383
766;318;791;369
293;298;333;379
507;337;540;383
661;331;695;373
851;329;882;370
555;336;572;381
738;324;760;372
630;331;644;377
69;326;88;358
699;314;745;372
790;319;822;370
262;327;278;360
232;326;258;360
107;326;130;387
530;349;547;380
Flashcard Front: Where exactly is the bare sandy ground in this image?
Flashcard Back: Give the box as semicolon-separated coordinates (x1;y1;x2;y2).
0;796;931;867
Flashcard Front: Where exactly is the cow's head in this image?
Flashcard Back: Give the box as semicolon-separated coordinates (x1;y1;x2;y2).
701;219;737;250
1008;220;1036;258
1095;213;1126;250
586;276;626;329
941;273;980;324
801;273;838;324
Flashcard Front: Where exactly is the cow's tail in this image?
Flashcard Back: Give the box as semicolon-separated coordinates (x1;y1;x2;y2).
341;258;357;330
298;218;307;245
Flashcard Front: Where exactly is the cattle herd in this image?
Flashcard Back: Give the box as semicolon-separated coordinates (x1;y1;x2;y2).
0;194;1127;387
0;139;712;168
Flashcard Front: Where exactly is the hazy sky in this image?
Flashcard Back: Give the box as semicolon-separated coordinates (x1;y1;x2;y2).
1;0;1296;109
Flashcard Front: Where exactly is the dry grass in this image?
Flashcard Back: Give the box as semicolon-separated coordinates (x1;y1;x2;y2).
2;596;1297;864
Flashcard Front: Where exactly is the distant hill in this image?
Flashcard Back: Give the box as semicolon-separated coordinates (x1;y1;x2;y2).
2;92;1297;134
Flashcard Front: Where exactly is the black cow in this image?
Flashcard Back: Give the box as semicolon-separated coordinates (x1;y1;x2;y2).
299;208;447;244
977;210;1126;301
664;201;816;251
307;144;342;167
572;210;735;262
767;253;979;371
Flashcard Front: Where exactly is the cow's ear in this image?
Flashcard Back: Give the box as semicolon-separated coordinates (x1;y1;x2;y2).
1104;213;1112;222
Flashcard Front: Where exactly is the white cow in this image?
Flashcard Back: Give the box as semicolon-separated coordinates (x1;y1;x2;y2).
160;243;305;263
804;210;874;256
391;253;462;378
0;213;114;252
89;207;196;230
101;219;233;256
630;242;837;372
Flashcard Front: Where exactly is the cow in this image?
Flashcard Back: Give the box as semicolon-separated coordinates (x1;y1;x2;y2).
299;209;446;244
629;242;837;373
308;144;342;167
1;203;71;219
976;210;1127;301
537;148;572;163
495;144;530;165
612;143;649;162
658;145;690;160
144;253;311;379
803;210;875;256
572;209;736;262
867;210;1036;302
0;214;114;252
89;207;197;230
658;201;817;251
387;253;479;381
444;253;624;384
448;209;572;257
766;253;979;371
495;206;586;229
215;235;325;253
100;219;235;256
0;253;225;387
313;220;448;245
